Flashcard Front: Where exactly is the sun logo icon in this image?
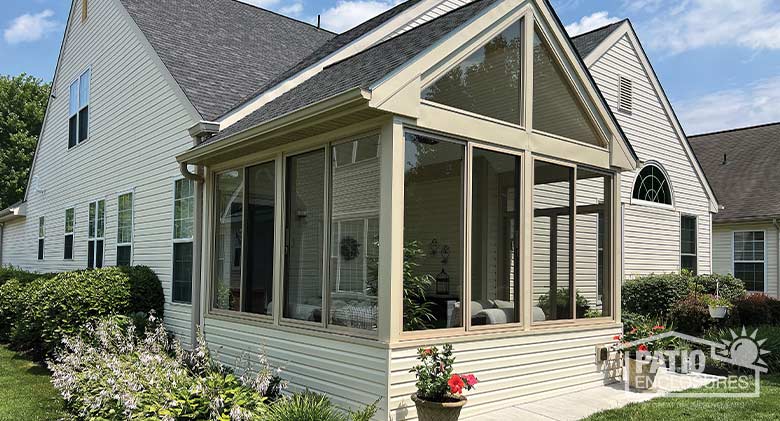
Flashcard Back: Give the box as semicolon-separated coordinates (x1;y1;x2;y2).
715;327;771;372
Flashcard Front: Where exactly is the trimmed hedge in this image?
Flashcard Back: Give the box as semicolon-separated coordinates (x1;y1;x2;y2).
0;265;50;287
730;294;779;327
0;266;163;358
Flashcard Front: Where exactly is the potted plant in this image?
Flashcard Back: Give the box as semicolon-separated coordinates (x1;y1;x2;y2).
409;344;478;420
614;323;671;390
703;294;732;319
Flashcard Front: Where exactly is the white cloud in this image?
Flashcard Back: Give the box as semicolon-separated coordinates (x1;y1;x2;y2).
3;9;60;45
239;0;281;7
643;0;780;54
318;1;396;33
280;2;304;16
676;76;780;134
565;11;620;36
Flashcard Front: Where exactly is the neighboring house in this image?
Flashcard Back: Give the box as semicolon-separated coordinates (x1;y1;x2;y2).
0;0;716;419
690;122;780;297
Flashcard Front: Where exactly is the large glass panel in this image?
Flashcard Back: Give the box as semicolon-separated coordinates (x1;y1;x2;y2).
575;168;611;318
173;178;195;304
329;136;381;331
532;30;602;146
422;20;522;125
174;179;195;240
471;148;520;326
69;80;78;116
173;242;193;303
245;162;275;316
403;133;464;331
213;170;243;311
79;70;90;107
284;150;326;322
533;160;573;321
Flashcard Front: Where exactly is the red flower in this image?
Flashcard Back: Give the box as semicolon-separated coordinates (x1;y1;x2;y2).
613;335;621;340
422;348;433;356
638;344;648;352
463;374;479;387
448;374;465;394
652;325;665;331
629;328;638;334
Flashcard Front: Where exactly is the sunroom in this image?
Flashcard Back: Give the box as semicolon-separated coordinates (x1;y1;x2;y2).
178;0;637;418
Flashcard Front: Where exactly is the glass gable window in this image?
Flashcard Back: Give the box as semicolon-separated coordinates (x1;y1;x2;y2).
422;20;522;125
532;160;574;321
87;200;105;269
117;192;133;266
471;148;520;326
284;150;326;322
214;171;243;311
576;168;611;317
681;215;697;273
329;136;381;331
68;69;90;148
532;30;602;146
64;208;74;259
633;164;672;205
403;133;464;331
173;179;195;304
734;231;765;292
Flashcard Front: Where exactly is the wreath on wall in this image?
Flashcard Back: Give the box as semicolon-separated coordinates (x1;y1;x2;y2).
340;237;361;261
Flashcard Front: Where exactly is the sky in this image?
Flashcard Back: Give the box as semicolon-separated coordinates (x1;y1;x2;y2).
1;0;780;135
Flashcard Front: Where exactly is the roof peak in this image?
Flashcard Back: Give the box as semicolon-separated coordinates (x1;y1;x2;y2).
689;121;780;138
570;18;628;40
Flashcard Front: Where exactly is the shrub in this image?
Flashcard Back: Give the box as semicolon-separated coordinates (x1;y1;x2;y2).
266;392;378;421
120;265;165;317
622;273;689;318
0;265;50;287
730;294;775;327
0;277;46;342
669;294;714;336
692;273;747;301
537;288;590;319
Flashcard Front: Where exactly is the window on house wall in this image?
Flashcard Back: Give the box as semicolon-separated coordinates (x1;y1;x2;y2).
470;147;520;326
403;132;465;331
64;208;74;260
173;179;195;304
681;215;697;274
532;29;602;146
284;150;326;322
38;216;45;260
632;164;672;205
214;171;243;311
245;162;275;315
329;135;380;331
576;168;611;317
68;69;90;148
734;231;765;292
422;19;523;125
116;192;133;266
87;200;104;269
533;160;574;321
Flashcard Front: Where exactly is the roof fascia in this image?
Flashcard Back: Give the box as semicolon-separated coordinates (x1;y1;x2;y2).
581;22;719;213
177;87;372;164
216;0;443;130
0;202;27;223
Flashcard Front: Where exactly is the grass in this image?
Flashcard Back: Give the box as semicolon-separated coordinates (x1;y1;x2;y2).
585;374;780;421
0;345;64;421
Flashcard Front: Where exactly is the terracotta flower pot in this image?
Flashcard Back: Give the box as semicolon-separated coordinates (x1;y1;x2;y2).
627;357;657;390
411;393;467;421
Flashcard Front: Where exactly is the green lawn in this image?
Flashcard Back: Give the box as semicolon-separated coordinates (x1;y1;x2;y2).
585;375;780;421
0;345;64;421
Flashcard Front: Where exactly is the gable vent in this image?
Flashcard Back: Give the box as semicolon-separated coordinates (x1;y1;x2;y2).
618;76;632;114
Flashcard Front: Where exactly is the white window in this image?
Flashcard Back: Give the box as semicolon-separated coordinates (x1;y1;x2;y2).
64;208;74;260
632;163;672;205
88;199;105;268
173;179;195;303
69;69;90;148
38;216;45;260
733;231;765;292
680;215;697;273
117;192;133;266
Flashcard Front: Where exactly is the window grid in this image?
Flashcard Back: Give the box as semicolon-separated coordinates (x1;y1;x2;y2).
87;200;105;269
173;178;195;304
734;231;765;292
632;164;672;205
680;215;697;273
64;208;74;260
117;192;133;267
68;69;90;148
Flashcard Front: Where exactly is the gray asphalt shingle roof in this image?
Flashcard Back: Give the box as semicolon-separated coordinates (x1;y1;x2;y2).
203;0;499;145
120;0;334;121
689;123;780;222
570;20;625;58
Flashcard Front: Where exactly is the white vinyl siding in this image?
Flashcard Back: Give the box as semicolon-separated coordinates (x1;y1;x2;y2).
588;34;713;277
0;0;198;343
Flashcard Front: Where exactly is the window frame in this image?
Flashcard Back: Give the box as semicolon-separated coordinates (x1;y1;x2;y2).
116;190;134;266
87;199;105;269
732;230;767;293
631;162;674;209
68;68;91;149
38;216;45;260
680;214;697;274
171;177;196;305
64;207;75;260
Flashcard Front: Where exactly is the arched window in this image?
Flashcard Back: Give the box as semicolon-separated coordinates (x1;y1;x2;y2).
632;164;672;205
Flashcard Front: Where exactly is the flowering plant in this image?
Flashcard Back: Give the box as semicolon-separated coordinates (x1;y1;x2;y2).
410;344;478;402
614;320;675;357
701;294;733;308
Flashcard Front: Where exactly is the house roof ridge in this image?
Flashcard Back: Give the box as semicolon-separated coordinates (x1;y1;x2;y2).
570;18;628;39
223;0;336;35
689;121;780;138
